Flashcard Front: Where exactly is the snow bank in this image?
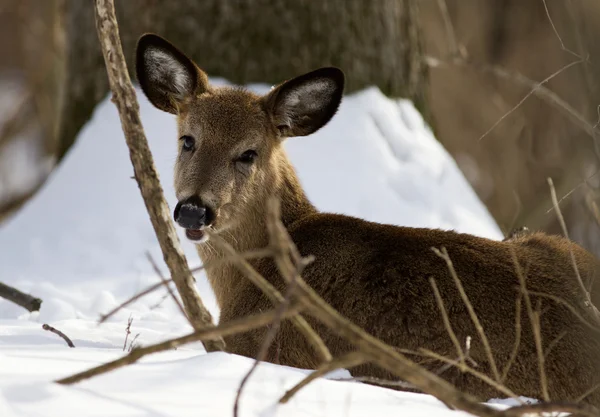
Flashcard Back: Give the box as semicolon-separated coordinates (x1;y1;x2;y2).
0;79;503;416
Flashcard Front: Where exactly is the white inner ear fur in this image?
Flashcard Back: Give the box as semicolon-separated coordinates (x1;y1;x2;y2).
145;48;192;98
283;78;335;108
277;78;336;128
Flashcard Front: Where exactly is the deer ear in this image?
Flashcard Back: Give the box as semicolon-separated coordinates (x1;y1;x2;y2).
263;67;345;138
135;34;208;114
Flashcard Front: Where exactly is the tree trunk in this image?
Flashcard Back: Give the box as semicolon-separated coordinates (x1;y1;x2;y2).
57;0;427;159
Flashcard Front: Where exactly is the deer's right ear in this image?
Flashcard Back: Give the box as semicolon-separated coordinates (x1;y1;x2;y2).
135;34;208;114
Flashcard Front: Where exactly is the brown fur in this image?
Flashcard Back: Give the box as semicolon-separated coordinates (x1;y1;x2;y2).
136;34;600;404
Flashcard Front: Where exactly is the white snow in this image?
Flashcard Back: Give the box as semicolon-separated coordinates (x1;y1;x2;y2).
0;77;504;417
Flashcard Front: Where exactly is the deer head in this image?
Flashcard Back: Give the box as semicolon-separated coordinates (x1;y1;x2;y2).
136;34;344;243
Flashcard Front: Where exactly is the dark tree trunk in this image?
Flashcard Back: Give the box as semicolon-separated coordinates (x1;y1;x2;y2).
56;0;427;159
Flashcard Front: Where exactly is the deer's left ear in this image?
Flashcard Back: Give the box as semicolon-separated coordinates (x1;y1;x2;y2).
263;67;345;138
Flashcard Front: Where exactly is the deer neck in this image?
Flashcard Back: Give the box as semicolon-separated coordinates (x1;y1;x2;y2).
196;152;316;310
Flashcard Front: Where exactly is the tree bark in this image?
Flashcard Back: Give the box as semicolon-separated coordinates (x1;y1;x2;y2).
93;0;223;352
57;0;427;159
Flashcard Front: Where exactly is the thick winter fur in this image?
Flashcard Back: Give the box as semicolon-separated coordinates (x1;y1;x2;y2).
136;34;600;404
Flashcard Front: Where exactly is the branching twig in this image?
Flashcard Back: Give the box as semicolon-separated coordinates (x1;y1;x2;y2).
56;304;304;385
93;0;222;351
42;324;75;348
0;282;42;312
98;248;274;324
425;56;599;149
542;0;582;59
264;198;506;417
233;250;310;417
432;247;501;381
208;232;332;364
548;177;598;319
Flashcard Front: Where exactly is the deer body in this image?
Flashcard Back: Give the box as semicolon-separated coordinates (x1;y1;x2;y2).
136;34;600;404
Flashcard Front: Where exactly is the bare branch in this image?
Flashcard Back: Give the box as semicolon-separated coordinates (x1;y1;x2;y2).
98;280;169;324
429;277;467;372
98;248;276;325
432;247;501;381
264;198;506;417
42;324;75;348
0;282;42;312
208;232;332;364
93;0;222;351
548;177;598;317
56;304;304;385
233;251;309;417
425;56;599;148
542;0;582;59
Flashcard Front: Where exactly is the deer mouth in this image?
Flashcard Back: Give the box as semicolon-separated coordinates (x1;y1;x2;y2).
185;228;206;242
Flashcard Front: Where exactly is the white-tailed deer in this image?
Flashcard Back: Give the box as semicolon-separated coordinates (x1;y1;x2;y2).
136;34;600;404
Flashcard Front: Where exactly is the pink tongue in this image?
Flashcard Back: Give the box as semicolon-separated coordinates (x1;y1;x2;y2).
186;229;205;240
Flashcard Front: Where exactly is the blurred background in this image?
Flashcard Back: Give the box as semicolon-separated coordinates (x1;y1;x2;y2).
1;0;600;255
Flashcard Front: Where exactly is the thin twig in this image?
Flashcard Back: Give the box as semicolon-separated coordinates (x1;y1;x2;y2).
128;333;140;352
265;198;506;417
527;290;600;334
425;56;599;149
548;177;598;316
146;251;189;323
418;348;521;401
280;351;367;404
501;293;522;383
435;0;459;56
42;324;75;348
56;304;304;385
541;0;582;59
123;315;133;351
98;248;274;324
93;0;222;351
510;249;549;401
208;232;332;364
577;382;600;403
429;277;467;372
475;59;584;143
432;247;501;382
234;252;310;417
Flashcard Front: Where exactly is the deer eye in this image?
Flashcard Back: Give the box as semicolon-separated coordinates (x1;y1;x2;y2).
180;135;195;152
236;150;258;164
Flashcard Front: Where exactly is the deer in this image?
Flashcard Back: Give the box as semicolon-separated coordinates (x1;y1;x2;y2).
135;33;600;405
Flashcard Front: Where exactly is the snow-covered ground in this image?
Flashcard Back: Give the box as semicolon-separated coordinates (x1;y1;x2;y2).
0;78;503;417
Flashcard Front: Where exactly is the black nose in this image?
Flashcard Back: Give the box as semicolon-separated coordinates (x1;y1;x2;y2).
174;197;212;229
